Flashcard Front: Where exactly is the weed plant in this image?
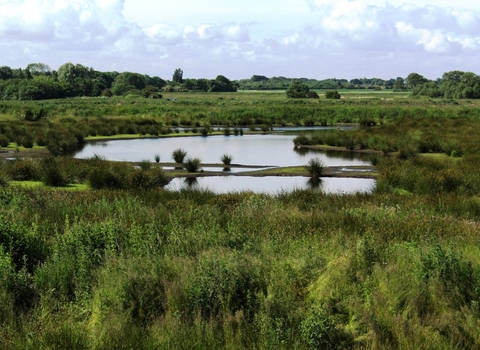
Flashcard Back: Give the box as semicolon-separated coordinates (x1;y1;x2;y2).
184;157;201;172
221;154;233;166
305;158;325;178
172;148;187;163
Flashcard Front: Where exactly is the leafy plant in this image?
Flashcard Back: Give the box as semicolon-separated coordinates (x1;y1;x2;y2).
139;159;152;171
184;157;201;172
220;154;233;166
305;158;325;178
172;148;187;163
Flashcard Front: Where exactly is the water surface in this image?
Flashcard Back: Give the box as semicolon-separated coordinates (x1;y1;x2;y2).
167;176;375;195
75;134;370;168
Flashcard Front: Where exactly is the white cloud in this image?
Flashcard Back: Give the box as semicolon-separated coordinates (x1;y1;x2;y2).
1;0;480;79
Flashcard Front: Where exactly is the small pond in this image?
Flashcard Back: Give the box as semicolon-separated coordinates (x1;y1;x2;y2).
75;132;375;194
75;134;371;168
167;176;375;195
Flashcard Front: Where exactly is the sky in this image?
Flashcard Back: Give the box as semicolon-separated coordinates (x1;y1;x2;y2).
1;0;480;80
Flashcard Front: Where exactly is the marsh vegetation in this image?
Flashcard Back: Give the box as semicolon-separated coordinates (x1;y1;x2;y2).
1;91;480;348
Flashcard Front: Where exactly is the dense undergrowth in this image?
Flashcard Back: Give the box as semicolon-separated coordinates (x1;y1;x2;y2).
1;185;480;349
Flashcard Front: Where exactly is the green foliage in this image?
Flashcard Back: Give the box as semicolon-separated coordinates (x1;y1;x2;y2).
301;307;353;349
286;81;318;98
172;68;184;83
139;159;152;171
221;154;233;166
305;158;325;178
184;157;201;172
41;157;67;187
172;148;187;163
325;90;341;99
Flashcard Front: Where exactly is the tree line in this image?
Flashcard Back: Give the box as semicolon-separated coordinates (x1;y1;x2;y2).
407;71;480;99
237;75;396;90
0;63;237;100
1;62;479;100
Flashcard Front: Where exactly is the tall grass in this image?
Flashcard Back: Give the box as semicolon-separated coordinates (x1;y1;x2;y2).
172;148;187;163
184;157;201;172
2;94;480;348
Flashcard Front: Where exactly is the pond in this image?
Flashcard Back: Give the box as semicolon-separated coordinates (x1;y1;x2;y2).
167;176;375;195
75;134;371;168
74;133;375;194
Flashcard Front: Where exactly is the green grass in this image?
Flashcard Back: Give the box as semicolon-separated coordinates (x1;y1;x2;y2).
10;181;90;190
3;92;480;348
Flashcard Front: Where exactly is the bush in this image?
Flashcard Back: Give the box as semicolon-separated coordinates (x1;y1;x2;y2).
184;157;201;173
0;134;9;148
397;144;419;160
172;148;187;163
139;159;152;171
301;307;352;349
41;157;67;187
221;154;233;166
325;90;341;99
6;158;40;181
305;158;325;178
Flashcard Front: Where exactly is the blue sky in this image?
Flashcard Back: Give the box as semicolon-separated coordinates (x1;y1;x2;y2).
1;0;480;80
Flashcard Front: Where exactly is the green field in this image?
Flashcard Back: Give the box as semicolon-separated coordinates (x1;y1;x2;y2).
1;92;480;349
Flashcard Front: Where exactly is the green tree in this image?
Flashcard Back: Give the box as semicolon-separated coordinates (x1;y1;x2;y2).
113;72;146;90
208;75;236;92
172;68;183;83
325;90;341;99
57;63;92;84
406;72;428;90
25;63;51;76
286;81;309;98
393;77;406;92
0;66;13;80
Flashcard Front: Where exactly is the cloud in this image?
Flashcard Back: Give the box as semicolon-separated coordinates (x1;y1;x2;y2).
302;0;480;53
0;0;480;79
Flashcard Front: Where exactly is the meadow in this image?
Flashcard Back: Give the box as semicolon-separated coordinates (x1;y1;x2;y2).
1;91;480;349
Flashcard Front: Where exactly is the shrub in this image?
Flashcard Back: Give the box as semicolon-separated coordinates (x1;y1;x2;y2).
0;134;9;148
221;154;233;166
154;154;160;163
325;90;341;99
305;158;325;178
172;148;187;163
87;162;126;189
127;166;169;189
301;307;352;349
41;157;67;187
200;127;209;137
6;158;40;181
184;157;201;172
397;144;419;160
139;159;152;171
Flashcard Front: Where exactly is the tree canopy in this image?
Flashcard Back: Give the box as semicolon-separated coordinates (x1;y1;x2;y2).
286;81;319;98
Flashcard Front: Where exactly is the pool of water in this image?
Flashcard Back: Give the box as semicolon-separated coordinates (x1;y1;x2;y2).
75;134;370;168
167;176;375;195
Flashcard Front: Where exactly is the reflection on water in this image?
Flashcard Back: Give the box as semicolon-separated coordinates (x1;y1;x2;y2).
306;178;322;190
167;176;375;195
293;146;369;161
183;177;198;187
